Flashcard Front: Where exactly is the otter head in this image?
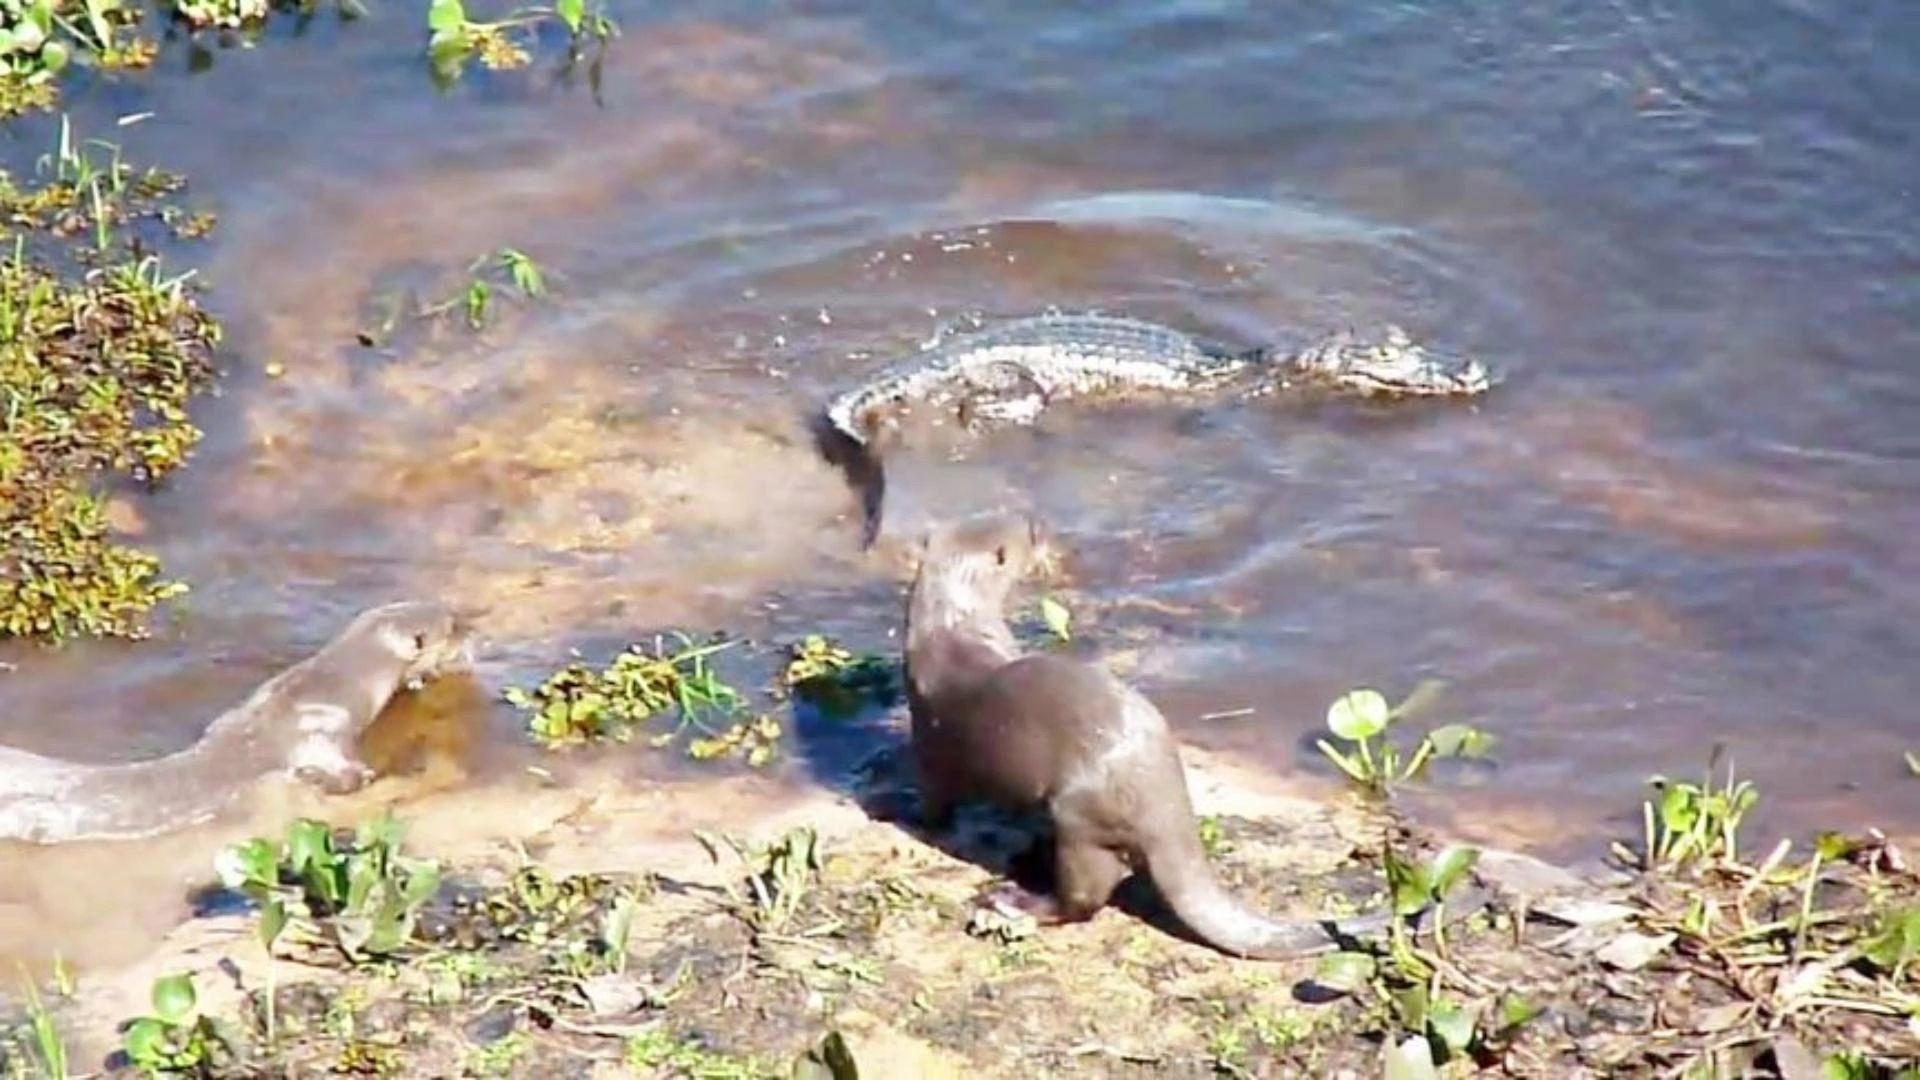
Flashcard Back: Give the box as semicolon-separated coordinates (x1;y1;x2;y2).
915;511;1057;607
355;600;475;688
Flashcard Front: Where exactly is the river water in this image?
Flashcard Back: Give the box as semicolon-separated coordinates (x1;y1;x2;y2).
3;0;1919;953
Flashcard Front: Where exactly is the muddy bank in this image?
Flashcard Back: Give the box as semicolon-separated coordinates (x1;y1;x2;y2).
6;741;1916;1078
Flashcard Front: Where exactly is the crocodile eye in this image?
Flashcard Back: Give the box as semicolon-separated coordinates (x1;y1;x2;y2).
412;632;428;652
995;546;1008;566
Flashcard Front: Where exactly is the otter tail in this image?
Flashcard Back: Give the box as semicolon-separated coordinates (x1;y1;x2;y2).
1140;819;1394;959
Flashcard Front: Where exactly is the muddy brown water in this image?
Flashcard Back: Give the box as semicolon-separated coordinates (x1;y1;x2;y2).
4;0;1919;979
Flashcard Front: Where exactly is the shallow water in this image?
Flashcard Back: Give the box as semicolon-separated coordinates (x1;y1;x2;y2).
4;0;1920;970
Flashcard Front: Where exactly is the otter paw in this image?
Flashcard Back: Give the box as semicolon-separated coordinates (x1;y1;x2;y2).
970;882;1063;927
965;890;1040;943
295;762;377;795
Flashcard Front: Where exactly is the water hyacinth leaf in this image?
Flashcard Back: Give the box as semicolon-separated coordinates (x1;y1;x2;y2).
427;0;465;34
1498;993;1543;1031
38;39;68;73
1383;1033;1441;1080
401;860;443;909
1658;784;1699;833
1327;689;1390;741
1429;846;1480;899
1425;722;1495;759
215;837;276;890
286;819;332;876
1428;1001;1478;1054
1384;849;1431;917
1862;907;1920;973
260;897;288;949
122;1018;169;1064
1390;982;1429;1030
1312;950;1376;994
556;0;584;35
1814;830;1857;862
151;972;195;1023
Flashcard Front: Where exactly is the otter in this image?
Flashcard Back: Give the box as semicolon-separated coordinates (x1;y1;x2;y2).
0;600;472;845
903;514;1396;959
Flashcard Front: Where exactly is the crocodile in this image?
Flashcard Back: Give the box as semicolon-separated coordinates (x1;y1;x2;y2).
823;312;1494;449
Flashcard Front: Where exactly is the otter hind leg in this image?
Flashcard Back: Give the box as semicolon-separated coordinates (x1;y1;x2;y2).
1053;837;1129;923
976;835;1127;926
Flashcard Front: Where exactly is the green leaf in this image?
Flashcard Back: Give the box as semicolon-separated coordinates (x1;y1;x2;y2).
1658;785;1699;833
214;837;277;891
121;1018;170;1066
286;818;333;876
260;897;288;949
1326;689;1389;741
355;810;404;853
1497;993;1542;1031
1383;1032;1441;1080
1039;596;1071;641
1813;830;1856;862
1428;845;1480;900
1428;1001;1478;1054
555;0;583;35
1384;848;1432;917
1310;950;1375;994
150;972;196;1024
1390;982;1429;1030
400;860;444;909
427;0;465;34
1425;722;1495;759
37;38;66;72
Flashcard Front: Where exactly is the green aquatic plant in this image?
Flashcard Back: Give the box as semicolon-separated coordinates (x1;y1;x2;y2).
0;120;222;641
425;0;617;85
120;973;237;1078
504;634;759;757
624;1028;772;1079
216;814;444;964
694;825;823;936
780;633;901;719
14;971;68;1079
418;247;552;330
1639;745;1758;871
1314;684;1493;797
170;0;267;30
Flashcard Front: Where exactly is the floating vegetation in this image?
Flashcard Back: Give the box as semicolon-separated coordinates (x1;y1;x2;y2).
416;246;552;332
425;0;617;86
779;633;901;719
505;629;910;767
170;0;269;31
0;121;222;640
501;633;769;756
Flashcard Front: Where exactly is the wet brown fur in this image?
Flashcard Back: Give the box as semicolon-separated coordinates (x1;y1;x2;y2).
903;513;1391;959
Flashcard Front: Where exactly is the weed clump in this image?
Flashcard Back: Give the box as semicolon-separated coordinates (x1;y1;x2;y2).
0;146;222;639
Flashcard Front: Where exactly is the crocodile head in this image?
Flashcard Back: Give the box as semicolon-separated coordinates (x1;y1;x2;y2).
1285;326;1493;397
